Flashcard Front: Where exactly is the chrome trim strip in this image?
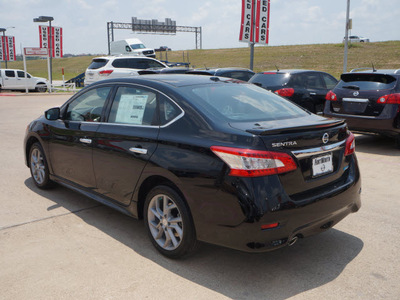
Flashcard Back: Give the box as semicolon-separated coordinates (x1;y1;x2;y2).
342;98;369;103
129;147;148;155
292;140;346;158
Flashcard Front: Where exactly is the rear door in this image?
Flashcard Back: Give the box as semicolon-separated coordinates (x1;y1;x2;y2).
303;72;329;111
3;70;18;89
92;84;161;205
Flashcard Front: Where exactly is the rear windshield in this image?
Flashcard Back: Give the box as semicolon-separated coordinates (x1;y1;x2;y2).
88;59;108;70
112;58;165;69
338;73;397;90
249;73;290;87
181;82;308;122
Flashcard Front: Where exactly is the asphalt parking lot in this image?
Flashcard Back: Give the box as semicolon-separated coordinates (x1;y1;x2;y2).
0;93;399;300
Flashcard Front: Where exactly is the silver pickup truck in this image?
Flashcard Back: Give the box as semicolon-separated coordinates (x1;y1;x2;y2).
0;69;49;92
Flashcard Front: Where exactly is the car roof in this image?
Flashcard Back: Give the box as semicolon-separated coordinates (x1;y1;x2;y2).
91;55;159;61
257;69;321;74
190;67;253;73
88;74;240;88
347;69;400;75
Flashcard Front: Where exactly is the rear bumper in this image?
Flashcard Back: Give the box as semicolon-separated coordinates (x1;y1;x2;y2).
324;107;400;137
195;156;361;252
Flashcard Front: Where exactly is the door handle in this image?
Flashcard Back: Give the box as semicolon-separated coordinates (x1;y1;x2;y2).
129;147;148;155
79;138;92;144
310;92;317;95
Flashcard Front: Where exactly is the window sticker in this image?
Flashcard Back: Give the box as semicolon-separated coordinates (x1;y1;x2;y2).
115;94;148;124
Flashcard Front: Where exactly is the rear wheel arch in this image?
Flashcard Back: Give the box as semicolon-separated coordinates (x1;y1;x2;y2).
137;175;186;220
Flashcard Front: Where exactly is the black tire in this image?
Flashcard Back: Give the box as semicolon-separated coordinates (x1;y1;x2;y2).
144;185;197;258
35;84;47;93
29;142;54;189
395;135;400;149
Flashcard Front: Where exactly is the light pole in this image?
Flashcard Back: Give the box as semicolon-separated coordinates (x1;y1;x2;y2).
343;0;350;73
0;28;7;68
33;16;54;86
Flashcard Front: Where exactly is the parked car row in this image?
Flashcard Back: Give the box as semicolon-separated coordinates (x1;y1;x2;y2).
82;55;400;147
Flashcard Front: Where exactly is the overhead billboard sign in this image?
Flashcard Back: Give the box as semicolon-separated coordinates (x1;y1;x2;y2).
132;17;177;34
0;36;16;62
239;0;270;44
39;25;63;58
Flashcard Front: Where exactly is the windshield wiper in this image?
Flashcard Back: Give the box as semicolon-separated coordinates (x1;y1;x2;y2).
342;85;360;90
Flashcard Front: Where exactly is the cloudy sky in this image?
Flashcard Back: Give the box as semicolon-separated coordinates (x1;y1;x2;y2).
1;0;399;55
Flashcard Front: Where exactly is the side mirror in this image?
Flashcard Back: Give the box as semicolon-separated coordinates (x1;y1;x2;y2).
45;107;61;120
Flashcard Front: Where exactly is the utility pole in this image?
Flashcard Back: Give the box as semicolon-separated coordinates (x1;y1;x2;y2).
249;0;256;71
343;0;350;73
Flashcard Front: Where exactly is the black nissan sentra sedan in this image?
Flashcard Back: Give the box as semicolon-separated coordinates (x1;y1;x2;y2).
24;75;361;258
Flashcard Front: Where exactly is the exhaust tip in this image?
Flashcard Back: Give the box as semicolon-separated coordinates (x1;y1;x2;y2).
288;236;298;246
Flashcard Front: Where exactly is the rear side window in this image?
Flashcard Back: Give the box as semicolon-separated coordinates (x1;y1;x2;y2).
304;73;325;89
88;59;109;70
108;86;158;125
338;74;397;90
249;73;290;87
5;70;15;77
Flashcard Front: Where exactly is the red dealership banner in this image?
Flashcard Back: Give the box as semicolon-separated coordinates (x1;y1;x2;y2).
0;36;16;62
39;25;63;58
239;0;270;44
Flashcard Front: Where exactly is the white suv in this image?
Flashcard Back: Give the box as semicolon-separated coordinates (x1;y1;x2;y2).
0;69;49;92
84;56;168;86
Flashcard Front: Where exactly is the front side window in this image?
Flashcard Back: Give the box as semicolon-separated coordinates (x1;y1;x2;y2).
17;71;31;78
65;87;111;122
108;86;158;126
322;74;338;89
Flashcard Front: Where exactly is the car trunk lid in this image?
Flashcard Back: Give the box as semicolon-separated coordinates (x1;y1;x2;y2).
229;116;350;197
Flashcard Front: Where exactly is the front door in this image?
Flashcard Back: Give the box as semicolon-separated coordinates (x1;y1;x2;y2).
47;86;112;188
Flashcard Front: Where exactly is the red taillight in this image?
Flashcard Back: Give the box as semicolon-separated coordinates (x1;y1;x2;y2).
263;72;277;74
326;90;337;101
376;93;400;104
99;70;113;76
275;88;294;97
261;222;279;230
210;146;297;177
345;132;355;156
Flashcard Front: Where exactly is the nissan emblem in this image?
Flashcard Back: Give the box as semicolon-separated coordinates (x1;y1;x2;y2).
353;91;359;96
322;133;329;144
